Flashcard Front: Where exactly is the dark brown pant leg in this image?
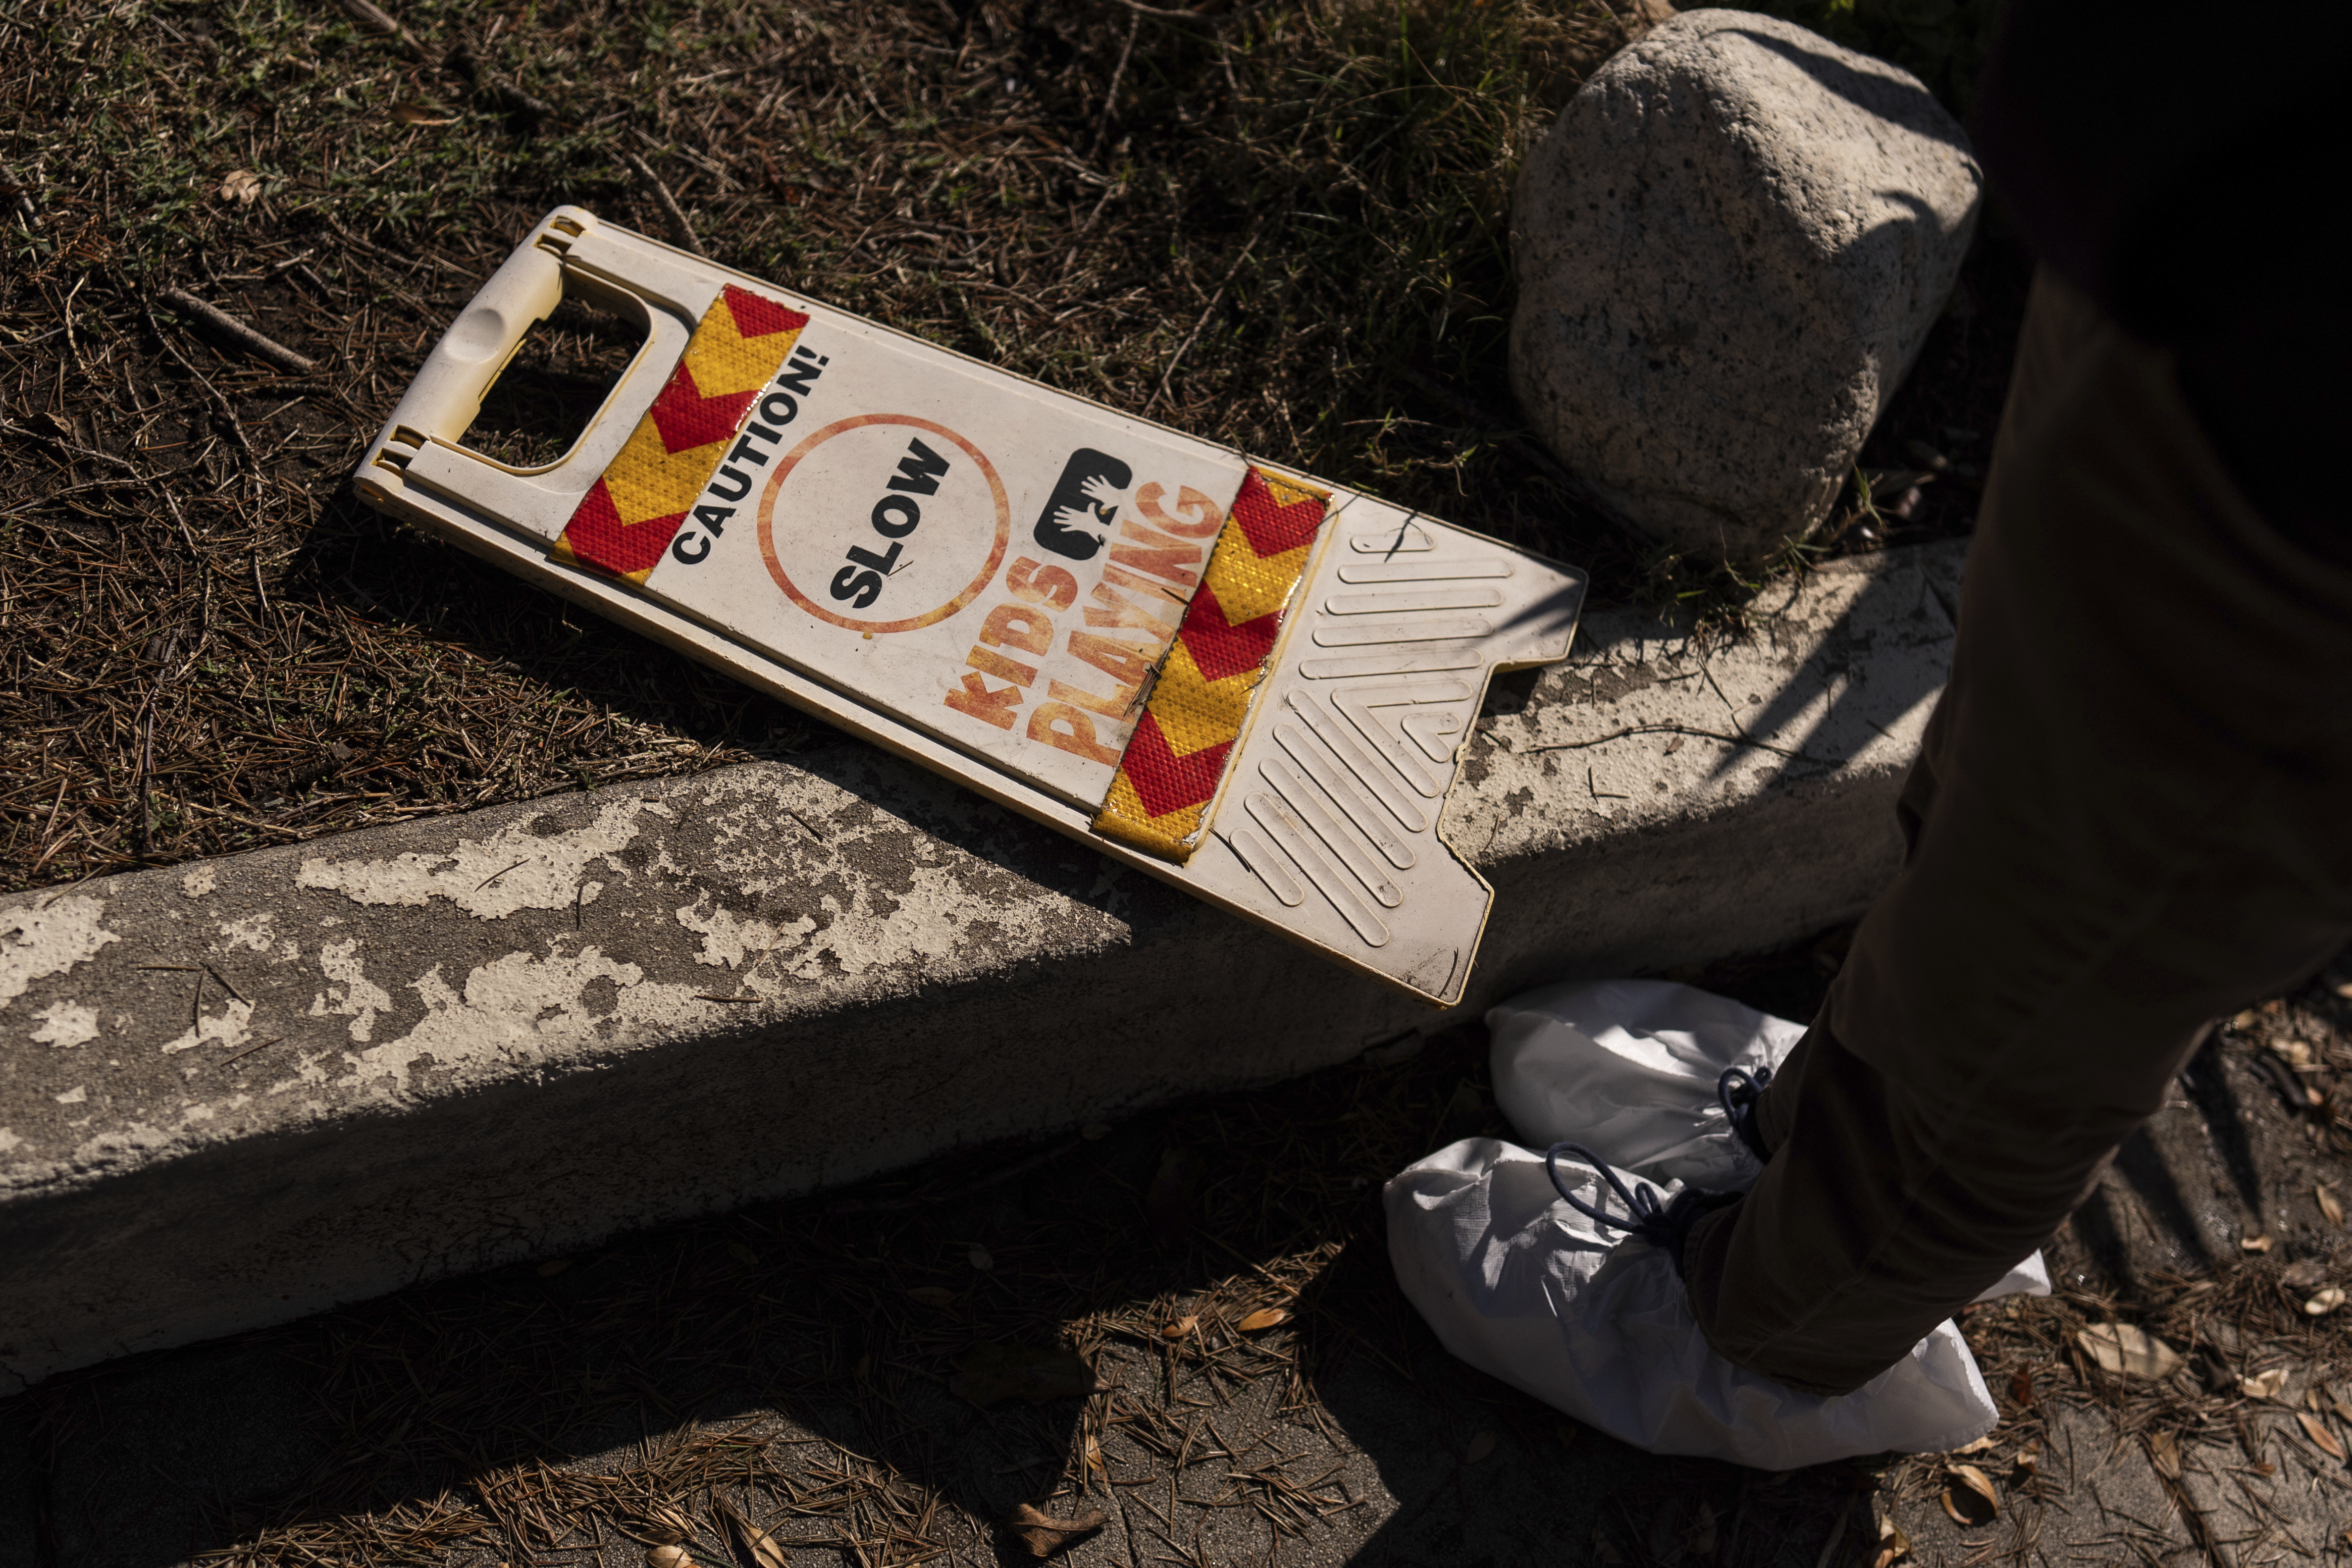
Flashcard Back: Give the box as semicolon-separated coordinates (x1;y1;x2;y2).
1686;269;2352;1396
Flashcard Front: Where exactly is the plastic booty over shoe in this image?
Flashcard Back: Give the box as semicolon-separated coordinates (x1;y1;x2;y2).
1486;978;2052;1300
1385;1137;2001;1470
1490;979;1806;1191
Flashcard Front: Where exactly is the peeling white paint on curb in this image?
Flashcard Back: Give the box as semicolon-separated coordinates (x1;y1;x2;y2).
1;896;120;1013
295;797;672;919
0;542;1967;1393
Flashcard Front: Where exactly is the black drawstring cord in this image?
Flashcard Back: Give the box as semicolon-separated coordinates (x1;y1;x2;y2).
1544;1142;1740;1278
1718;1064;1774;1162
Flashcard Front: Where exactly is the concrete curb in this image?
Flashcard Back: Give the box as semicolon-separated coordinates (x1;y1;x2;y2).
0;539;1963;1391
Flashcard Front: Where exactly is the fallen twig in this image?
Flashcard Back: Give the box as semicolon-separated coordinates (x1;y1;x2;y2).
1144;236;1258;417
156;287;318;375
624;151;710;257
0;417;147;475
1088;13;1141;161
1108;0;1278;26
337;0;436;63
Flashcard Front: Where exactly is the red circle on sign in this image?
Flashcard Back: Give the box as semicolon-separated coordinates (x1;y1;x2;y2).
756;414;1011;635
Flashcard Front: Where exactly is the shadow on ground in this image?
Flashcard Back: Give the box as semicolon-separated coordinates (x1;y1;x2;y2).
15;940;2352;1568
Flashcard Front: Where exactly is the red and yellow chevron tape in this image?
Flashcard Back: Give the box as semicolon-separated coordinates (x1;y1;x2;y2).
1091;466;1330;860
551;285;810;582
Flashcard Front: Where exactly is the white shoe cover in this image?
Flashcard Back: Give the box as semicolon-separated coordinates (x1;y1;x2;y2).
1385;1137;2002;1470
1488;978;2052;1302
1490;979;1806;1191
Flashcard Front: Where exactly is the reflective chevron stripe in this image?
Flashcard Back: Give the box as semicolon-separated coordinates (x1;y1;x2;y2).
1091;466;1330;861
550;285;811;583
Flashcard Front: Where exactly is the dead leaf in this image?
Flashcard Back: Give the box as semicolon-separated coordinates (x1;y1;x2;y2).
2333;1399;2352;1426
1161;1314;1198;1339
2335;982;2352;1002
2283;1259;2329;1289
2148;1430;2181;1480
1949;1463;1998;1514
535;1258;571;1277
2008;1365;2035;1406
2014;1446;2040;1476
2243;1233;2277;1253
390;100;457;124
645;1548;690;1568
2308;1288;2346;1316
1939;1490;1970;1526
727;1241;759;1266
951;1342;1103;1407
906;1285;956;1308
1236;1306;1291;1332
1464;1429;1497;1464
2241;1366;2290;1401
712;1496;788;1568
967;1245;994;1271
2078;1323;2184;1381
2320;1185;2344;1227
2299;1410;2348;1462
2233;1009;2260;1030
219;169;263;203
1684;1500;1717;1556
1950;1434;1996;1454
1006;1503;1105;1558
2274;1038;2316;1068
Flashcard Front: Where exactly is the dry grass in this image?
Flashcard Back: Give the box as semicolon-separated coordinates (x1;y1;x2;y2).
0;0;1643;896
0;0;2023;898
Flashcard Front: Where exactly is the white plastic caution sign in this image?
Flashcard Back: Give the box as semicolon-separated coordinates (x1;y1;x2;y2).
354;207;1586;1005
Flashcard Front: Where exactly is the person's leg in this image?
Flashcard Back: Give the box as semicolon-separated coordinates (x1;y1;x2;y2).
1685;268;2352;1395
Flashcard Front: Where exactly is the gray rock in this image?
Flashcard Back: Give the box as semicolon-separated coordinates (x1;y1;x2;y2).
1510;9;1982;563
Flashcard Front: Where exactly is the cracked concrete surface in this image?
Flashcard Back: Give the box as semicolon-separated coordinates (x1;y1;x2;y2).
0;540;1965;1392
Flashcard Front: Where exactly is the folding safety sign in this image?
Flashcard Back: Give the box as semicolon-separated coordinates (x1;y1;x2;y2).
355;208;1586;1005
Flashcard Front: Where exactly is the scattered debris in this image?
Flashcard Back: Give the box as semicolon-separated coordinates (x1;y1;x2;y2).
337;0;435;61
2077;1323;2182;1380
1005;1503;1105;1558
1947;1462;1998;1513
155;286;317;375
622;149;709;258
712;1494;788;1568
2241;1366;2290;1401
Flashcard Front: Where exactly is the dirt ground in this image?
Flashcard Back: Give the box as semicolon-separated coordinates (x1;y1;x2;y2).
11;933;2352;1568
0;0;2026;898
